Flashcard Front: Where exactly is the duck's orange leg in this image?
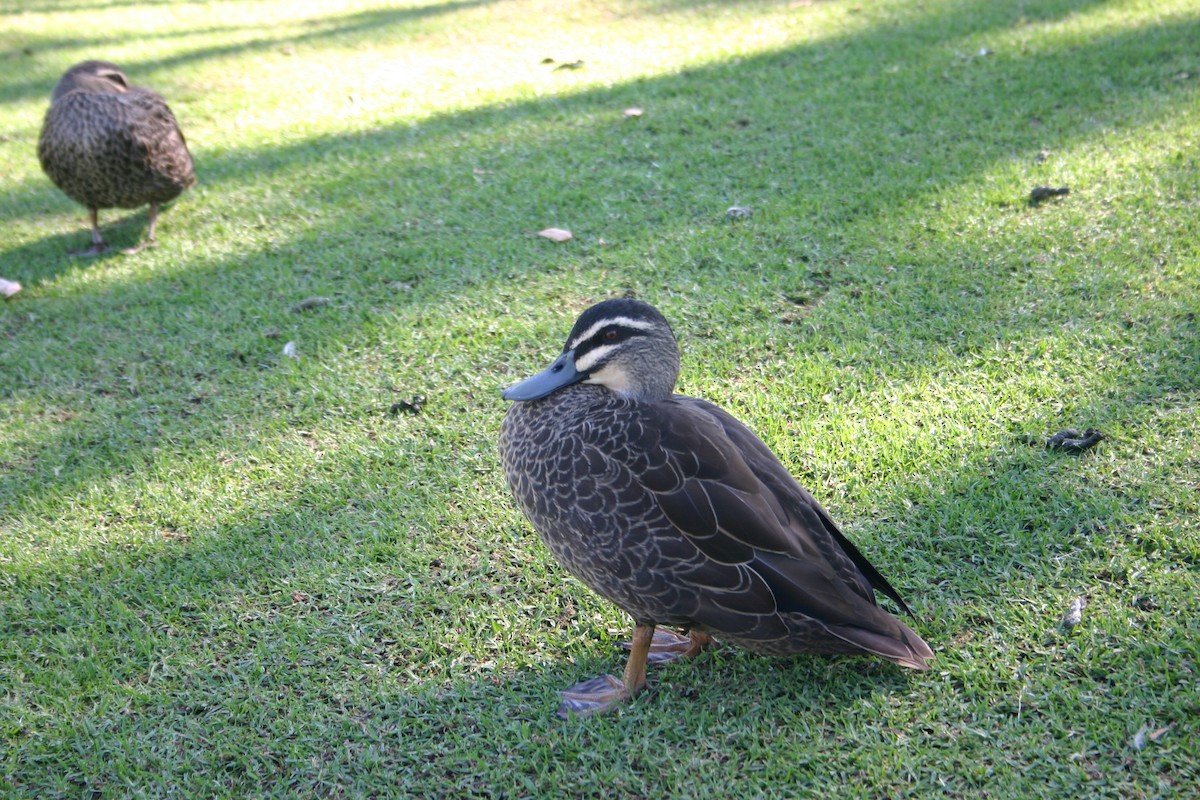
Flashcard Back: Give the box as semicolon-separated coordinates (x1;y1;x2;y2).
557;623;656;719
622;626;715;663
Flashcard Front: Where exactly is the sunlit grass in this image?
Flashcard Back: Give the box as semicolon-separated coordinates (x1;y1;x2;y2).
2;0;1199;796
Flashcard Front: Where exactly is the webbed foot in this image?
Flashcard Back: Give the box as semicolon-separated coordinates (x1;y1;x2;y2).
122;238;158;255
72;242;109;258
557;674;631;719
556;623;659;719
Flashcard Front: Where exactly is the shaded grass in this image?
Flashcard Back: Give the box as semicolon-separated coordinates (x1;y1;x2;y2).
2;0;1199;797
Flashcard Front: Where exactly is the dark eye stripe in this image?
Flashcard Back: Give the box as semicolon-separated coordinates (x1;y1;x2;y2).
568;316;657;350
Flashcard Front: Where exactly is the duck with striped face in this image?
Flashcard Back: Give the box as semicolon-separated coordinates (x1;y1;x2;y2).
502;302;678;403
500;297;933;718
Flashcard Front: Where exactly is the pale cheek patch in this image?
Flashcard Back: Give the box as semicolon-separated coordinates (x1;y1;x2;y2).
573;343;618;373
585;362;632;393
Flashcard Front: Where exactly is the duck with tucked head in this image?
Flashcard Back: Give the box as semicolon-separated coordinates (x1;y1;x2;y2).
499;298;934;718
38;60;196;256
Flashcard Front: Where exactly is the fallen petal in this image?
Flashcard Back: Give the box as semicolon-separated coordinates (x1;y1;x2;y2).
537;228;573;242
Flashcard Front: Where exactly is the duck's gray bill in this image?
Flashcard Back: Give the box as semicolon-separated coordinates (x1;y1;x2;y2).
502;350;584;401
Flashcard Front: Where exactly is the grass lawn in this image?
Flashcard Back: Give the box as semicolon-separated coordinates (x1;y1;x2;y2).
2;0;1198;796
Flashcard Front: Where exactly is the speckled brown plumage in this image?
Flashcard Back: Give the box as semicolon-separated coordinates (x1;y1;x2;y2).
38;60;195;255
500;298;934;716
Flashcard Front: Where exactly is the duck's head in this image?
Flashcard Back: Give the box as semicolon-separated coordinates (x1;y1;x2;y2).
503;298;680;403
52;61;129;103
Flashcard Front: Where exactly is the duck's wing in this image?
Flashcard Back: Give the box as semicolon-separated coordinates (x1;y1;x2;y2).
638;395;926;671
123;89;196;191
606;395;923;637
566;394;931;667
678;397;917;617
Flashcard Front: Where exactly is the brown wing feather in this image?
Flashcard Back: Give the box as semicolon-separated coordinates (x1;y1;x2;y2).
675;396;917;615
630;397;932;667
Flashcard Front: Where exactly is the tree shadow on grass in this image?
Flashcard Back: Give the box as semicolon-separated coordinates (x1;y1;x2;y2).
22;204;177;258
4;389;1192;796
1;1;1199;791
1;416;925;797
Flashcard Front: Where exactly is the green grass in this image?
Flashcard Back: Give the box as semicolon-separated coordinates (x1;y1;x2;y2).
2;0;1198;796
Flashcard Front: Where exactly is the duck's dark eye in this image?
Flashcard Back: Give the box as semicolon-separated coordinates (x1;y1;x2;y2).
604;329;619;341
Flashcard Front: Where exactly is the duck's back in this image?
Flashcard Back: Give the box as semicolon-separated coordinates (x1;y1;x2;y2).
38;86;195;210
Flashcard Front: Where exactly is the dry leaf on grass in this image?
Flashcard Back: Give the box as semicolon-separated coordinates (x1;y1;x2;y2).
1029;185;1070;205
388;395;426;416
1131;724;1172;750
537;228;573;242
292;296;331;312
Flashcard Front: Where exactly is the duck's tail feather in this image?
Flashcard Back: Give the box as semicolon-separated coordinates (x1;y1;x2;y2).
826;619;935;670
